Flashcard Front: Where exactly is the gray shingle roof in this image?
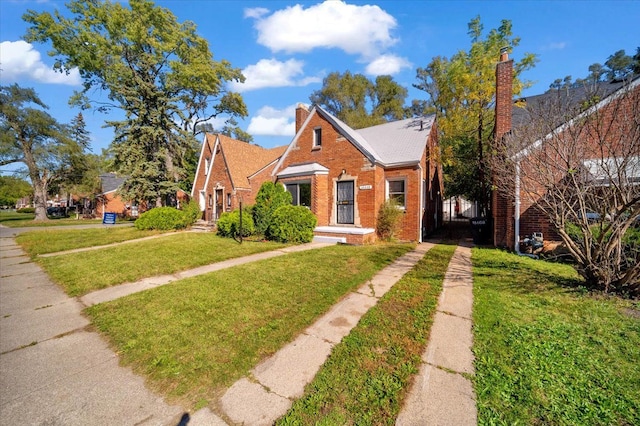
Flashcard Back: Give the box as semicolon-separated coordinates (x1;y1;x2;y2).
99;173;125;194
313;106;435;167
357;116;435;166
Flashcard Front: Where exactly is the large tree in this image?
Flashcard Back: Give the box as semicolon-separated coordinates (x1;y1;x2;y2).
0;84;87;220
414;17;537;215
310;71;408;129
491;81;640;295
24;0;247;206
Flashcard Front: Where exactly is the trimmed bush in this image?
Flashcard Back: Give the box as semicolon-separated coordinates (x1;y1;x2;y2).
181;199;201;226
217;209;255;238
135;207;188;230
253;182;292;235
17;207;35;214
267;205;317;243
376;199;403;241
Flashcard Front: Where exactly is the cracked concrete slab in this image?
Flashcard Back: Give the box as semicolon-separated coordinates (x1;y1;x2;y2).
220;378;291;426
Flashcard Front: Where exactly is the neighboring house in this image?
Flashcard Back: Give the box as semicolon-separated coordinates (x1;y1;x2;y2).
94;173;133;217
191;134;287;222
492;51;640;249
271;104;443;244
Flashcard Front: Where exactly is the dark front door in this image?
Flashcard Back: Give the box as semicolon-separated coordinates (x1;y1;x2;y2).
215;189;223;220
337;181;354;224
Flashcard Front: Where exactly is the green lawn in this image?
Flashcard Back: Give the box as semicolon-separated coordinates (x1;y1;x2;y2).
36;233;289;296
473;248;640;425
278;243;456;425
16;227;166;256
0;210;105;227
85;243;414;409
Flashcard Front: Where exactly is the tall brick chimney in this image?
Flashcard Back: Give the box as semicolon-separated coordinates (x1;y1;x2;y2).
495;47;513;140
492;47;515;249
295;103;310;134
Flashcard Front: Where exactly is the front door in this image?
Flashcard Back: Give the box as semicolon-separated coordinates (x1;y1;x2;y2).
215;189;223;220
337;181;354;224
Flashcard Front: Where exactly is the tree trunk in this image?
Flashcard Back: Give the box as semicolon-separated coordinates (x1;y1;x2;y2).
22;143;49;221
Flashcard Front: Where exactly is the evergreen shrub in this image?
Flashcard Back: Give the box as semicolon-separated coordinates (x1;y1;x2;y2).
267;205;317;243
17;207;35;214
135;207;188;230
253;182;292;235
217;209;254;238
181;199;201;226
376;199;403;241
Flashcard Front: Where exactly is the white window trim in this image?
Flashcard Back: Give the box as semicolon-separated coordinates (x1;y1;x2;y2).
386;178;407;210
313;127;322;148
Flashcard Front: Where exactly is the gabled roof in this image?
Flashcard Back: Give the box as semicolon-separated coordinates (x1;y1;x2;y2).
216;134;287;189
512;75;640;161
274;105;436;173
99;173;125;195
512;78;632;129
357;115;436;166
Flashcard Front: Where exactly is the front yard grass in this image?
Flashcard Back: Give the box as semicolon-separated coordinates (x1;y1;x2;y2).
277;243;456;425
0;210;104;227
85;243;414;409
473;248;640;425
37;233;288;296
16;227;165;256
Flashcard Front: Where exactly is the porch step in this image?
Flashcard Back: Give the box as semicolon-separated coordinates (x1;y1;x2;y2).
313;235;346;244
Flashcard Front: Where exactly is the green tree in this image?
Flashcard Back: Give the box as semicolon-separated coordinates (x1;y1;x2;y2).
310;71;408;129
24;0;247;207
414;17;537;214
0;84;87;220
0;176;33;207
604;49;634;81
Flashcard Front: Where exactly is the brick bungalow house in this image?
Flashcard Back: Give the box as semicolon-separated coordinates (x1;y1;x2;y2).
191;133;287;222
492;51;640;250
93;173;187;218
271;104;443;244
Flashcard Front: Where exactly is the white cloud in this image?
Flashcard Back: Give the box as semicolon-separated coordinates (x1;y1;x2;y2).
542;41;567;51
231;58;321;92
247;104;297;136
249;1;397;58
365;54;412;76
0;40;81;86
244;7;269;19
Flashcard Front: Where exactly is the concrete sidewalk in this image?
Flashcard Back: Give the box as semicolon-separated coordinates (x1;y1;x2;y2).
1;228;477;425
0;235;185;425
396;243;477;425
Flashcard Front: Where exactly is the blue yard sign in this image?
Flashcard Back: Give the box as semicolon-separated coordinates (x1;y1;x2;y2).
103;212;117;225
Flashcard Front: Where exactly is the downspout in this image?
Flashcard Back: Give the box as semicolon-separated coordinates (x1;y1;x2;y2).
514;160;521;254
418;163;424;243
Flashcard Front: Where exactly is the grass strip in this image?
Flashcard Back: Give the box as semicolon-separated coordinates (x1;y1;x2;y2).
473;248;640;425
85;243;413;409
277;243;457;425
37;233;288;296
16;227;164;256
0;211;105;227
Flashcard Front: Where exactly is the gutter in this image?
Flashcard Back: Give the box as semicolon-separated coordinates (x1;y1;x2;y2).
514;160;521;254
418;163;424;243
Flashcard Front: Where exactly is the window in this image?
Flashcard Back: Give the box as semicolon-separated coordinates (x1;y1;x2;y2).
388;179;406;208
205;157;210;175
208;194;213;207
313;127;322;147
226;193;231;207
286;182;311;207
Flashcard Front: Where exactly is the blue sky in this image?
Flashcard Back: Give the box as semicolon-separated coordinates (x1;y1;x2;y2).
1;0;639;176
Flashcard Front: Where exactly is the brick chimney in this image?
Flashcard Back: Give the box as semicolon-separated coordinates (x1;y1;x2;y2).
495;47;513;140
295;103;310;134
492;47;515;250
